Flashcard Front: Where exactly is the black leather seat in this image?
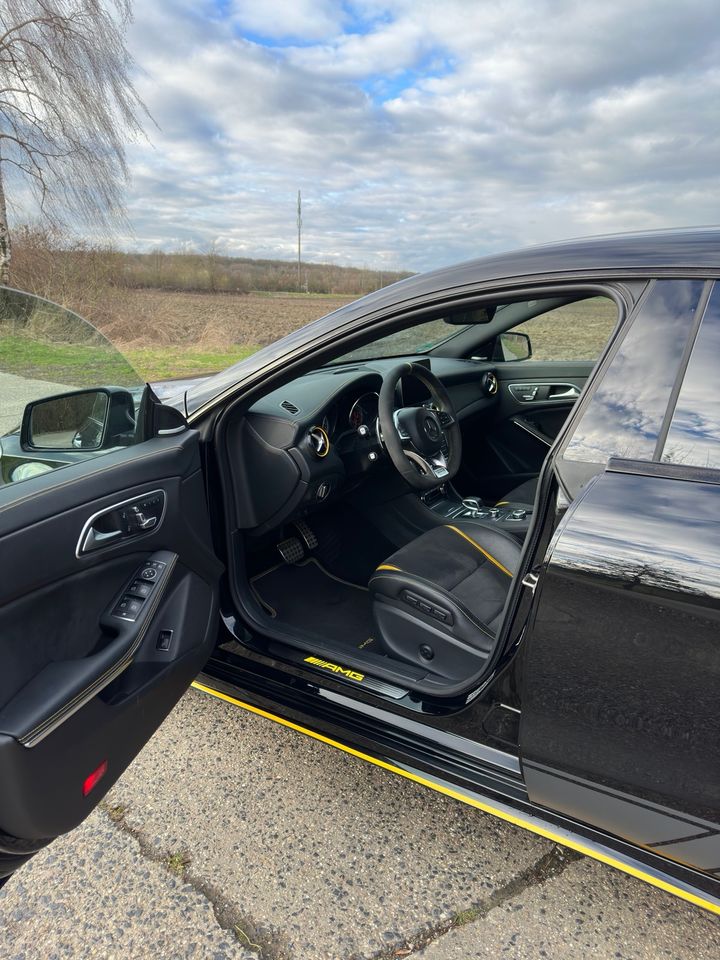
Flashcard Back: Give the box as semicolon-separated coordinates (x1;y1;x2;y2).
499;476;538;505
369;522;521;682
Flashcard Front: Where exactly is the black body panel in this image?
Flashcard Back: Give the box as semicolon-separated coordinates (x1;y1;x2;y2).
520;464;720;873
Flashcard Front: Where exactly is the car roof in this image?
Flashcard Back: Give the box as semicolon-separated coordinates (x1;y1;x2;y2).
402;225;720;289
184;227;720;417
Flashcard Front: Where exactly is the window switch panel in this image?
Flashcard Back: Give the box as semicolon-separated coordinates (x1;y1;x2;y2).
128;579;153;599
112;595;145;622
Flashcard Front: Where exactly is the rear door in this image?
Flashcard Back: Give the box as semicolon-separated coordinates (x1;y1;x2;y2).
0;290;222;881
520;278;720;875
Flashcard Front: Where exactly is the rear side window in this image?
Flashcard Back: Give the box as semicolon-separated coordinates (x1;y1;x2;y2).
662;283;720;470
557;280;705;497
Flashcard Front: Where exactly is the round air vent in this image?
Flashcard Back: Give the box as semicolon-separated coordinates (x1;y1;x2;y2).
308;425;330;458
482;371;498;396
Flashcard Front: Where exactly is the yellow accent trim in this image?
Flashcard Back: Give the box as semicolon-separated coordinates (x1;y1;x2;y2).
303;656;365;682
495;501;510;506
446;525;513;577
376;563;402;572
191;681;720;916
310;425;330;457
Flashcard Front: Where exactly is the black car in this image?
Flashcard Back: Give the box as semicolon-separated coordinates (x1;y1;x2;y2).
0;228;718;916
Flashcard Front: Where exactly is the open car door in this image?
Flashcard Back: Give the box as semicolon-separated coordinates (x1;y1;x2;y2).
0;290;222;883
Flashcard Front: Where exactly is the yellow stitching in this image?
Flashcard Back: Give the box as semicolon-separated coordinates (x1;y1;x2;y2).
445;525;513;577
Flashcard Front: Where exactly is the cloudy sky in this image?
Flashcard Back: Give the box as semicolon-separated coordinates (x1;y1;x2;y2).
111;0;720;270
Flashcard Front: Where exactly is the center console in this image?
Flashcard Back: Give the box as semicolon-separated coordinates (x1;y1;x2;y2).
420;485;533;538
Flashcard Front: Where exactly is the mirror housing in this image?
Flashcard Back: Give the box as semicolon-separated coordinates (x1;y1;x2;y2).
493;331;532;361
21;387;136;452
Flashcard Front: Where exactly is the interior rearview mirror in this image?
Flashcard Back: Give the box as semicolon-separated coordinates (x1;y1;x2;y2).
21;388;136;452
494;331;532;361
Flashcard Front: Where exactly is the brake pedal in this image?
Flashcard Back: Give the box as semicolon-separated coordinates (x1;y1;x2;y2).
277;537;305;564
294;519;318;550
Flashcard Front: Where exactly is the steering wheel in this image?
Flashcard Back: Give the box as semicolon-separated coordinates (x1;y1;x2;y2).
378;362;462;490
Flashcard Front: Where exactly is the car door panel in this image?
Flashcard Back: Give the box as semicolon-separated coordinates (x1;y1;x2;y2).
459;361;594;500
0;429;222;854
520;462;720;873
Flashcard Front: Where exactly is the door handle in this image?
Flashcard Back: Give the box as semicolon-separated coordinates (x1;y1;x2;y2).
81;525;123;552
76;490;166;557
547;384;580;399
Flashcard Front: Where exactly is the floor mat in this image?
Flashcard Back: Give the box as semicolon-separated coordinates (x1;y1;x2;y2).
251;558;379;653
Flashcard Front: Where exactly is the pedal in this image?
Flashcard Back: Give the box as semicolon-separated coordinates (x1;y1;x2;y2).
294;519;318;550
277;537;305;564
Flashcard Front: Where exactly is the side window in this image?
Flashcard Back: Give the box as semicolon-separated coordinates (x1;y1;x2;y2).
556;280;706;498
506;297;618;362
662;283;720;470
0;288;144;486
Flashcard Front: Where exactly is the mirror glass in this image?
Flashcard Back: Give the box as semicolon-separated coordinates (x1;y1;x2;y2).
28;390;109;450
497;331;532;361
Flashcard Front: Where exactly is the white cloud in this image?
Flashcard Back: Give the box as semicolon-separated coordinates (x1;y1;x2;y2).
37;0;720;271
230;0;345;40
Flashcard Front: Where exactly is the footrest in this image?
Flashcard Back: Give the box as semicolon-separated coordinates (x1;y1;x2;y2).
277;537;305;564
294;519;318;550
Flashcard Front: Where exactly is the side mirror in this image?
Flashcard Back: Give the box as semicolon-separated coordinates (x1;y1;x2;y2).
493;331;532;361
21;388;136;452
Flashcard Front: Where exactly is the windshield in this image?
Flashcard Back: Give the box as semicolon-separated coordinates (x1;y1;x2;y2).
328;317;470;364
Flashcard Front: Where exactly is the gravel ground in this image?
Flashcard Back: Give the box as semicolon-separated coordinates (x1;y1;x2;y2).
1;687;717;960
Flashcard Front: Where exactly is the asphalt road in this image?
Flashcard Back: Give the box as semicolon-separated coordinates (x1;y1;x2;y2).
0;372;74;437
1;688;718;959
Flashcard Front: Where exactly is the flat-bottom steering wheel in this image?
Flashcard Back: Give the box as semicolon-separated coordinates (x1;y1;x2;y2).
378;362;462;490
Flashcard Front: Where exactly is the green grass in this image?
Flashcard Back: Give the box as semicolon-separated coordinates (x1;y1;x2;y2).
164;850;191;876
123;344;259;381
0;334;140;386
453;906;482;926
0;334;260;385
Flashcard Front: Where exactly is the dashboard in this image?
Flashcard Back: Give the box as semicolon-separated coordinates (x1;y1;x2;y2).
225;356;500;534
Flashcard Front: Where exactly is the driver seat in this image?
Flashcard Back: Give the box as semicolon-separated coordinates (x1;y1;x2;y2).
369;522;521;682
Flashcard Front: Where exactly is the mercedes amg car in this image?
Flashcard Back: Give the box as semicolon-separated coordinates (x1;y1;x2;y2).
0;229;718;915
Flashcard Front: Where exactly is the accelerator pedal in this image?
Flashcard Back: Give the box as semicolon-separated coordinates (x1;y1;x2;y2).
293;519;318;551
277;537;305;564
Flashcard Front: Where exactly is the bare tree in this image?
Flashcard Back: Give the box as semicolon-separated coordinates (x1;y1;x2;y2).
0;1;149;283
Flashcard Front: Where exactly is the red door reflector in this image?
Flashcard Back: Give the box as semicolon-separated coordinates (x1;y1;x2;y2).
82;760;108;797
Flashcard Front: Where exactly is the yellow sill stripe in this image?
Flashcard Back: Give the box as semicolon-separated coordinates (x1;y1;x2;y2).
446;525;513;577
376;563;402;572
191;679;719;916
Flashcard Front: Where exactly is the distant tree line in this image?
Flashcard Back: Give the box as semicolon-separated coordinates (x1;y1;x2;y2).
11;225;411;298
